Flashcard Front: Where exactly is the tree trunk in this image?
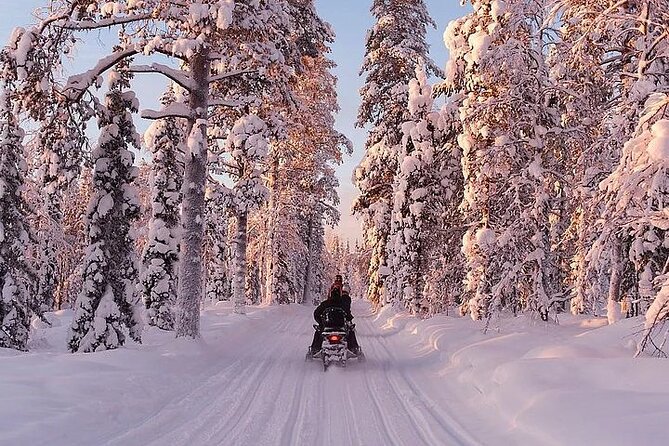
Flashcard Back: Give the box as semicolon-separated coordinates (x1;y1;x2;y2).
175;50;209;338
607;235;623;325
233;211;248;314
263;157;279;305
301;215;314;305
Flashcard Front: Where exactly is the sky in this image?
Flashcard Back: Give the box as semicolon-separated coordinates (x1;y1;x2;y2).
0;0;465;244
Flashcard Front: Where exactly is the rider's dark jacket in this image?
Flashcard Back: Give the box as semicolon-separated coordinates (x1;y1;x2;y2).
314;290;353;325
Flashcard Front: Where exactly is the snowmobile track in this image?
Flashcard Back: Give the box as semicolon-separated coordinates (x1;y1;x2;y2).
101;302;480;446
365;316;483;446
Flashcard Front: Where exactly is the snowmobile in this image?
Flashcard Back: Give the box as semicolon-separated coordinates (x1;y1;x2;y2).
306;307;365;371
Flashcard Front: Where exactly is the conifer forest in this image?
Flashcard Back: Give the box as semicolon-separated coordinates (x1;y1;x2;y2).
1;1;669;445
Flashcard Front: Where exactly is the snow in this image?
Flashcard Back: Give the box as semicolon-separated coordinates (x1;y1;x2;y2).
466;30;491;64
647;120;669;164
475;227;496;249
3;300;667;445
646;279;669;330
215;0;235;30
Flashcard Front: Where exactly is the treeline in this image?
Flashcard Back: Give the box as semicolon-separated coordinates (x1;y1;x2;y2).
0;0;350;352
354;0;668;354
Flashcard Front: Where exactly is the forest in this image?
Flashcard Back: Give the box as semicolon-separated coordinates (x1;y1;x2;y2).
0;0;668;359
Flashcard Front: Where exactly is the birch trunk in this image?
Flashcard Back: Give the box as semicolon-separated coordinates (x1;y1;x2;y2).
233;211;248;314
607;235;623;325
175;50;209;338
301;216;314;305
263;157;279;305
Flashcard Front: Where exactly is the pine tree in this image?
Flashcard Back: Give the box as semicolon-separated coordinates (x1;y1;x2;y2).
386;61;448;315
580;1;669;324
141;88;184;330
445;0;561;321
67;67;143;352
0;56;33;351
355;0;439;307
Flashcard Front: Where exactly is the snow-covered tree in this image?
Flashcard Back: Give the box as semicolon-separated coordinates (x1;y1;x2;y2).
33;104;86;314
205;195;232;303
354;0;439;307
258;1;350;306
0;52;34;350
385;61;448;315
141;89;184;330
547;0;634;318
0;17;75;348
26;0;298;339
221;114;270;314
56;168;91;310
245;259;262;305
445;0;562;321
67;68;143;353
580;2;669;325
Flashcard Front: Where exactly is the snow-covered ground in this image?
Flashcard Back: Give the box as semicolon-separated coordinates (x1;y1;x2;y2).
2;300;668;445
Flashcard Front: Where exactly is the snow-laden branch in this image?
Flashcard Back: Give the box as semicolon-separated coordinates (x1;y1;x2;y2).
36;3;78;33
209;69;255;83
209;99;240;108
59;13;154;31
63;47;140;100
129;63;195;91
141;102;193;120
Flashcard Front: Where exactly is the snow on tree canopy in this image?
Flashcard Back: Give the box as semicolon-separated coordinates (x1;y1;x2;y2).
226;114;269;161
141;89;183;331
68;76;143;353
647;120;669;164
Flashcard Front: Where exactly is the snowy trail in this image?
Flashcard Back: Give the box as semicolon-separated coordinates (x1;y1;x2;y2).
6;300;666;445
101;300;480;446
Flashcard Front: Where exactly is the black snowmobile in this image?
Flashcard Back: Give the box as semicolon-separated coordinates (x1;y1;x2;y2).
306;307;364;371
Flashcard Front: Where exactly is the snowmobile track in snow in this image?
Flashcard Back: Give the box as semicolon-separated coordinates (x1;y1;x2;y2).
102;302;480;446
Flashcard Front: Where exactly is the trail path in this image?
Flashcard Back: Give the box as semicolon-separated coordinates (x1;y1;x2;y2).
5;296;667;446
102;300;481;446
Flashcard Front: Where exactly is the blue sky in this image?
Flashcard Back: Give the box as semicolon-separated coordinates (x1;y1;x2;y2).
0;1;465;244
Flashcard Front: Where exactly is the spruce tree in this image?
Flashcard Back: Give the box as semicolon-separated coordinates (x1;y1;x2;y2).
355;0;439;307
141;88;184;330
0;69;33;351
67;67;143;352
386;61;447;314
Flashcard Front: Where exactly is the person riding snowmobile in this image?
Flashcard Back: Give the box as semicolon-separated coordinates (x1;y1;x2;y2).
309;279;360;355
329;274;343;300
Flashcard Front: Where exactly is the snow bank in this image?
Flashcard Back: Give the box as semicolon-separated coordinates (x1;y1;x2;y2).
0;302;282;446
373;308;669;445
3;301;669;445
